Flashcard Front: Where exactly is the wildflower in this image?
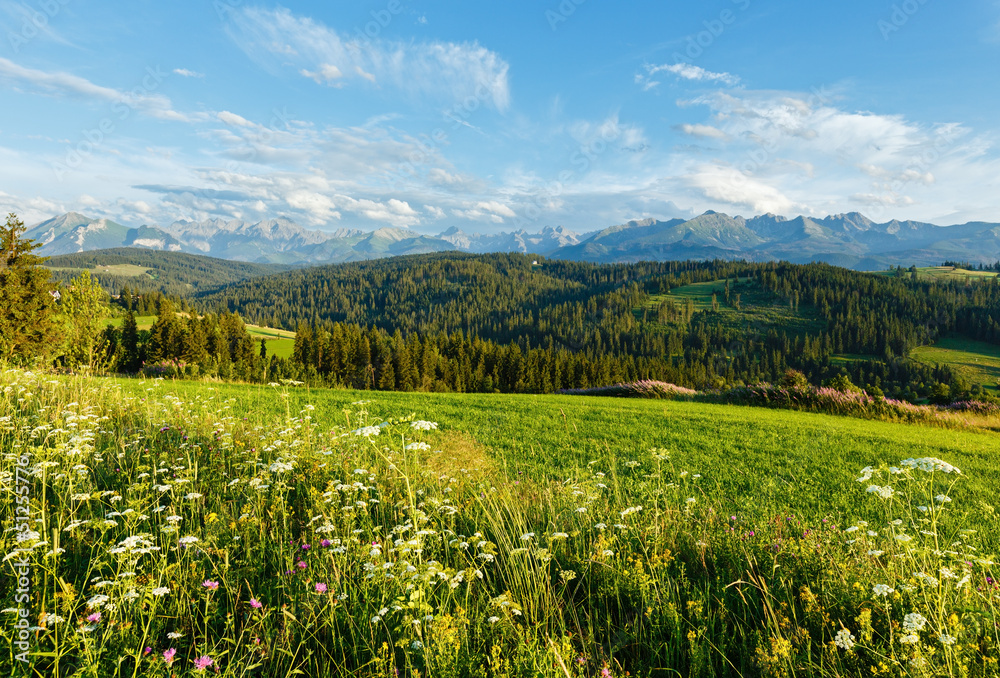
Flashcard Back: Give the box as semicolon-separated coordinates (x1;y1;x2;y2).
935;494;952;504
900;457;961;474
939;633;957;645
520;533;535;541
903;612;927;632
250;598;262;609
835;628;855;650
86;612;101;623
551;532;569;540
685;497;696;505
488;616;500;623
844;526;859;533
167;632;183;639
193;655;213;671
405;442;430;451
152;587;170;597
872;584;894;597
895;534;913;543
315;583;328;593
898;633;920;645
354;426;381;437
178;536;199;545
202;580;219;590
411;421;438;431
163;648;177;665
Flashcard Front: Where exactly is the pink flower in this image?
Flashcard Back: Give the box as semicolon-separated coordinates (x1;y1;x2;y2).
193;655;213;671
144;646;152;655
315;582;327;593
296;561;307;570
86;612;101;623
202;580;219;590
250;598;262;609
163;648;177;665
601;669;612;677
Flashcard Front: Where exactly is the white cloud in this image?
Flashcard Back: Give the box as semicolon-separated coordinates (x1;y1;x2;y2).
637;63;740;91
173;68;204;78
300;64;344;86
679;123;729;140
0;57;188;121
685;163;798;215
227;7;511;111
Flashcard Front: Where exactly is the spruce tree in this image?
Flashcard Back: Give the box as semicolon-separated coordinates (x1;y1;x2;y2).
0;214;59;361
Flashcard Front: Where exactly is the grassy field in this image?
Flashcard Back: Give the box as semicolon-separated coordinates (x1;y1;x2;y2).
641;279;824;338
49;264;156;279
872;266;1000;282
912;337;1000;393
4;369;999;677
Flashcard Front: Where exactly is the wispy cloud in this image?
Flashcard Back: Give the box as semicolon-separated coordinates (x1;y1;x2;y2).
637;63;740;91
226;7;511;111
0;57;188;121
173;68;204;78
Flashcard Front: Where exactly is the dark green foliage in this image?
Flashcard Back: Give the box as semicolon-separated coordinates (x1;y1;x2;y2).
191;253;999;400
0;213;60;361
43;247;292;297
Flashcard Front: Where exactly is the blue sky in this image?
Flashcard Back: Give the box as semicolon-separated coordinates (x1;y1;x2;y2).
1;0;999;233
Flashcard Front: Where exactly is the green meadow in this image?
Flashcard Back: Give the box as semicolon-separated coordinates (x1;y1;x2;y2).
912;338;1000;394
4;368;998;677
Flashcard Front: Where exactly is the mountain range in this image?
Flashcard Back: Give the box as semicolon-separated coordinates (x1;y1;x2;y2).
24;211;1000;269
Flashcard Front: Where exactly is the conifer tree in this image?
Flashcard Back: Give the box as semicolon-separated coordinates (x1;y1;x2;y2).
0;213;59;361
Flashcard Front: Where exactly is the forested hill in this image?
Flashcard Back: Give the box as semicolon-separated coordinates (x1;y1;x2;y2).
192;253;1000;398
43;248;292;296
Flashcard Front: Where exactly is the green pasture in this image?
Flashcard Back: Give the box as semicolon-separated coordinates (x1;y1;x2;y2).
114;377;1000;544
912;337;1000;393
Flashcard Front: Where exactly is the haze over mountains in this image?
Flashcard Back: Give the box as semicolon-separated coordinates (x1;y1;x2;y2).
25;211;1000;269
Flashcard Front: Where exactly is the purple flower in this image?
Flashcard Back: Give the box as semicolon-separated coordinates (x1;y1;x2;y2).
296;561;307;570
321;539;332;548
193;655;213;671
86;612;101;623
163;648;177;665
315;582;328;593
250;598;262;609
144;646;152;656
301;544;311;551
202;580;219;590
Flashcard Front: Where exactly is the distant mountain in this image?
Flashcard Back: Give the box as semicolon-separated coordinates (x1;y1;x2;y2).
438;224;591;254
25;212;181;256
24;210;1000;268
548;211;1000;268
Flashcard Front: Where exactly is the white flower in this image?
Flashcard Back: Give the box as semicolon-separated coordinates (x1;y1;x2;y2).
835;628;855;650
184;493;203;500
844;526;859;533
520;533;535;541
354;426;381;437
411;421;438;431
167;631;183;639
898;633;920;645
872;584;894;597
178;536;199;545
551;532;569;540
405;442;431;451
939;633;957;645
152;587;170;597
269;460;294;473
488;616;500;623
900;457;961;474
895;534;913;543
935;494;952;504
902;612;927;632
